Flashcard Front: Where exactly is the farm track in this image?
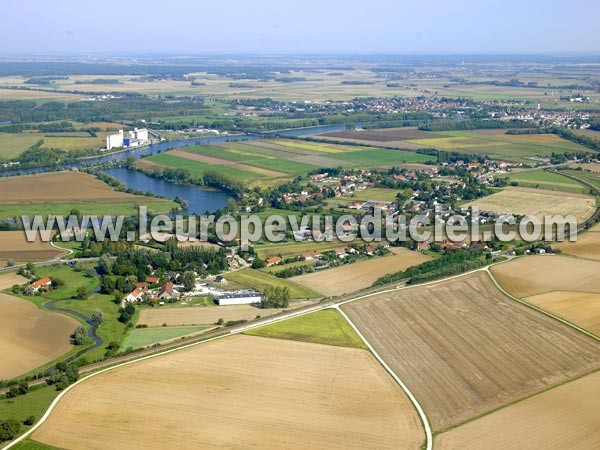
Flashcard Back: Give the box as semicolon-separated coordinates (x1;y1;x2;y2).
6;259;600;449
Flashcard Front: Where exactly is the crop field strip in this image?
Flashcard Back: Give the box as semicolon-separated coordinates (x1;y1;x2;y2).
555;223;600;260
461;186;596;223
293;248;432;296
435;370;600;449
32;335;424;450
341;271;600;432
139;138;436;186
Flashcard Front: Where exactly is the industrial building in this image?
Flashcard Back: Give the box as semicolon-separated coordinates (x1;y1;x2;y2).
216;291;262;306
106;128;150;150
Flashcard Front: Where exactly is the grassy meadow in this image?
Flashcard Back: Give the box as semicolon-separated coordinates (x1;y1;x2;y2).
245;308;366;349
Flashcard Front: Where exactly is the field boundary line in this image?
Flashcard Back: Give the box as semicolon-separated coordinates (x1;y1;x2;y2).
333;305;432;450
485;267;600;343
435;366;600;436
3;263;497;449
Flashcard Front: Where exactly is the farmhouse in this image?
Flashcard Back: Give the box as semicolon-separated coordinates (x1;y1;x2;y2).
157;282;179;300
126;286;146;303
265;256;283;267
216;291;262;306
29;277;52;293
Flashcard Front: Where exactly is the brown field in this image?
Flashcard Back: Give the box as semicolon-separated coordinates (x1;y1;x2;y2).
492;255;600;297
341;271;600;431
524;291;600;336
0;230;64;261
569;162;600;172
462;186;596;222
436;370;600;450
555;226;600;260
0;293;78;380
320;127;443;142
33;335;424;450
137;301;313;327
293;248;431;296
0;88;83;102
0;171;144;204
0;271;28;290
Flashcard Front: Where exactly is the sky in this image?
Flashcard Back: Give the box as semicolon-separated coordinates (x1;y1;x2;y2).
2;0;599;55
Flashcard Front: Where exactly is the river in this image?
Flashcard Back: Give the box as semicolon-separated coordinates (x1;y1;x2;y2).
0;124;348;178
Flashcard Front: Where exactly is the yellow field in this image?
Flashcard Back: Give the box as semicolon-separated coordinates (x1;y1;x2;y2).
0;292;78;380
436;371;600;450
293;248;431;296
341;271;600;431
0;272;28;290
462;187;596;222
41;133;107;151
523;291;600;336
33;335;424;449
0;132;42;159
555;225;600;260
492;255;600;298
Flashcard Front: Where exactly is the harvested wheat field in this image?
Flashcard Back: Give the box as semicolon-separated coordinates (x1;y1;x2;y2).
0;271;28;290
0;230;64;261
341;271;600;431
492;255;600;297
137;301;313;327
0;171;143;203
524;291;600;336
436;370;600;450
33;335;424;450
0;293;78;380
293;248;431;296
555;226;600;260
462;187;596;222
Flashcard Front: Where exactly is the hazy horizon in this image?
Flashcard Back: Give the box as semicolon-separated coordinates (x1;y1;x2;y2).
3;0;599;55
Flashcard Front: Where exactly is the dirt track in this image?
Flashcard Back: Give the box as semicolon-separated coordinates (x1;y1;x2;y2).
0;293;78;380
436;370;600;449
33;335;424;450
341;271;600;431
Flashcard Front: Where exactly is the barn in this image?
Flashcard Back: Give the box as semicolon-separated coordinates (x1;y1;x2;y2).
216;292;262;306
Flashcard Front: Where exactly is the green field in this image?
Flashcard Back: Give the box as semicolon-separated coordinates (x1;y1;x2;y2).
0;133;42;159
506;170;589;194
0;385;60;438
245;308;366;349
225;268;320;299
405;131;593;163
0;200;175;220
27;264;128;362
120;326;205;350
138;139;435;186
10;440;61;450
562;169;600;190
33;265;98;301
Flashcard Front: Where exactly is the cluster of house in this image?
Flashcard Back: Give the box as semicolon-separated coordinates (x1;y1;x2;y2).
125;276;179;303
124;274;263;306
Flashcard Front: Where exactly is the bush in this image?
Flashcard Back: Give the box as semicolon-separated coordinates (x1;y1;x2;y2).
23;416;35;426
0;418;21;442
